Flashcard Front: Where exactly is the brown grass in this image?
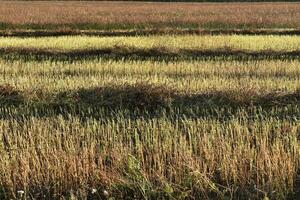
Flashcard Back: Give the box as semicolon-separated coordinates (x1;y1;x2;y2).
4;83;300;109
1;28;300;37
1;46;299;61
73;83;173;110
0;84;23;105
0;2;300;30
71;85;300;108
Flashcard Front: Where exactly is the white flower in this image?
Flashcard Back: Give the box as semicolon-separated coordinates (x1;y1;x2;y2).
91;188;97;194
103;190;109;196
17;190;25;195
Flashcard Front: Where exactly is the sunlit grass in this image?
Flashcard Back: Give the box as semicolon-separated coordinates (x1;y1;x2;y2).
1;35;300;52
1;59;300;93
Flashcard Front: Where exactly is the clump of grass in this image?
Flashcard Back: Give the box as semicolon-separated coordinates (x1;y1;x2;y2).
0;84;24;105
259;88;300;106
53;85;300;112
208;86;261;106
74;83;173;110
178;87;300;107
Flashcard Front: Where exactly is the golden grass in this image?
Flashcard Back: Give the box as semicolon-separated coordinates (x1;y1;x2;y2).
0;116;299;199
0;58;299;199
0;35;300;61
1;59;300;93
1;35;300;51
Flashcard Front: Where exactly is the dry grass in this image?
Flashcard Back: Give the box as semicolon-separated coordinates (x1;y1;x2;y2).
71;83;173;110
1;35;300;61
0;7;300;197
0;59;300;199
2;83;300;109
0;115;299;199
2;35;299;51
1;29;300;37
2;46;300;61
0;2;300;30
0;84;23;105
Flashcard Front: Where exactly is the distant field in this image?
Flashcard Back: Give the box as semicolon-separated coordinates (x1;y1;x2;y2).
0;1;300;33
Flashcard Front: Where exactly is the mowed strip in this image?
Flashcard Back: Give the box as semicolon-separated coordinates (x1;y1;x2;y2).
1;35;300;59
1;59;300;109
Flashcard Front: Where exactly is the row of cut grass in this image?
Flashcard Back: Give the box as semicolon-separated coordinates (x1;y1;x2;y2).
1;35;299;61
1;35;300;52
1;59;300;94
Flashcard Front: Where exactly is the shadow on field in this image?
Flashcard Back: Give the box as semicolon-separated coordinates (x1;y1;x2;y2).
1;28;300;37
294;171;300;200
32;69;300;81
1;47;300;62
56;83;173;112
69;84;300;108
1;83;300;121
178;88;300;107
0;84;24;106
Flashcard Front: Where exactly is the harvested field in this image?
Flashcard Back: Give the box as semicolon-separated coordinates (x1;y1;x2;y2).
0;58;300;199
1;2;300;200
0;1;300;33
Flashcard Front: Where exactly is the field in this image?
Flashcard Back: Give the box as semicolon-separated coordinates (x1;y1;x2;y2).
0;2;300;36
1;35;300;61
0;1;300;200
